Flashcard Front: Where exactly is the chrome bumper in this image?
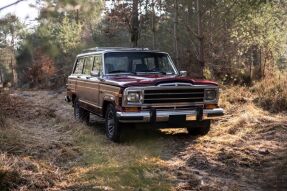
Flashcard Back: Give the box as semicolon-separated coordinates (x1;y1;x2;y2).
117;108;224;123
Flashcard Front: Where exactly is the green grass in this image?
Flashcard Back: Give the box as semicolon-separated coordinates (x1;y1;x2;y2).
72;124;174;191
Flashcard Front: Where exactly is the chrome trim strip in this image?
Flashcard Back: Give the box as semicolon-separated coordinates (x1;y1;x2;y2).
157;82;193;87
144;97;204;101
79;99;102;109
117;108;224;123
76;85;99;90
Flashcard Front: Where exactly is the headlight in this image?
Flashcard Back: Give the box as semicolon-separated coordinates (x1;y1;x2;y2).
127;92;141;103
205;89;217;101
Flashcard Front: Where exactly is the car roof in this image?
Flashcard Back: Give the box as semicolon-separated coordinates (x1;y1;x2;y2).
76;47;169;57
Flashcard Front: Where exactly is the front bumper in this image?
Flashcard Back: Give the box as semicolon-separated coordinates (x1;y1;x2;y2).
117;108;224;123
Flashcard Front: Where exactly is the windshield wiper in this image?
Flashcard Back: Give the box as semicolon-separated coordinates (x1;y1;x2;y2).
136;71;174;75
108;70;137;75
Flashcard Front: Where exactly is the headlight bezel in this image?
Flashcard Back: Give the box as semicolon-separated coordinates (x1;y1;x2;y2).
124;89;143;105
127;92;141;103
204;89;218;102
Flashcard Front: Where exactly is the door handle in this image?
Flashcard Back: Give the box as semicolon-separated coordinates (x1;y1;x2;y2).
86;76;91;79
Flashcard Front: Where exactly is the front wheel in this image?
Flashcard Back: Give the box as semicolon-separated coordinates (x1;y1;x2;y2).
105;104;121;142
186;120;211;136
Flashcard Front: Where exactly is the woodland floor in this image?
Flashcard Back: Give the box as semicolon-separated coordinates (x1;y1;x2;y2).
0;89;287;191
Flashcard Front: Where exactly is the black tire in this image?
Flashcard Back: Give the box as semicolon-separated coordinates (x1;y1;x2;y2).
105;104;121;142
187;120;211;136
74;98;90;124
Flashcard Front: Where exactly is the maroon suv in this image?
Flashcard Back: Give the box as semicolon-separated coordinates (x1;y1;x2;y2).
66;47;224;142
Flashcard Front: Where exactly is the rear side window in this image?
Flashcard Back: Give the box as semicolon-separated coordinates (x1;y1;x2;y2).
93;55;102;72
83;56;94;75
74;58;84;74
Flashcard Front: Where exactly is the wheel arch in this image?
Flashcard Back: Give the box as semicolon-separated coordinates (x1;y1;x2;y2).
102;99;116;117
71;94;77;106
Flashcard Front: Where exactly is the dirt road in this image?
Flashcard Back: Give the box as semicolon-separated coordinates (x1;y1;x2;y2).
0;89;286;191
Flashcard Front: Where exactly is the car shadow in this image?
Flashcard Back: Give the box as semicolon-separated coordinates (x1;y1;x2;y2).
88;114;199;161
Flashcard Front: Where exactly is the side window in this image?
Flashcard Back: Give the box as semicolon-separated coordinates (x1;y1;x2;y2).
83;56;94;75
93;55;102;72
74;58;84;74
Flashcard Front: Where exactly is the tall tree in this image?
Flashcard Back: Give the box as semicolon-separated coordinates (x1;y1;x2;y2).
131;0;140;47
196;0;204;77
173;0;179;65
0;14;25;87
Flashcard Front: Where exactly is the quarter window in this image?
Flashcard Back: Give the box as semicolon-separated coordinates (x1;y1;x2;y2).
74;58;84;74
83;56;94;75
93;55;102;73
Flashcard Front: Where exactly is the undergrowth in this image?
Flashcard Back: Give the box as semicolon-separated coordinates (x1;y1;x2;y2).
0;93;10;128
252;73;287;112
220;72;287;113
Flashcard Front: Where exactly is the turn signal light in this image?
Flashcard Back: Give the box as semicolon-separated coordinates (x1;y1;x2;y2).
205;104;218;109
123;107;140;112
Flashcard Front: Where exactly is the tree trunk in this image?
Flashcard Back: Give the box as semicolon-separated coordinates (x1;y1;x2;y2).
250;50;253;83
173;0;179;65
131;0;139;47
196;0;204;78
151;0;156;49
10;26;17;88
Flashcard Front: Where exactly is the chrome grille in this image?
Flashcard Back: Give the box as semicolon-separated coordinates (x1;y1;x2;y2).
143;88;204;104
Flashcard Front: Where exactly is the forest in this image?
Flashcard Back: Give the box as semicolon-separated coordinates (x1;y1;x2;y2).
0;0;287;190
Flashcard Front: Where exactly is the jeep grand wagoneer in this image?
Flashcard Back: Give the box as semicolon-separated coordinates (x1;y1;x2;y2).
66;47;224;142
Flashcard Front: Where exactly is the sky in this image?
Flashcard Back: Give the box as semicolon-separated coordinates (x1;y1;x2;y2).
0;0;39;27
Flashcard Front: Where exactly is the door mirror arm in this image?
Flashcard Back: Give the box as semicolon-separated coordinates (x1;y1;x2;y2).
179;71;187;77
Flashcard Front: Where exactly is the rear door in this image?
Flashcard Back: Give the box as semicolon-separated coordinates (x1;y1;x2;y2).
76;55;101;113
68;57;84;96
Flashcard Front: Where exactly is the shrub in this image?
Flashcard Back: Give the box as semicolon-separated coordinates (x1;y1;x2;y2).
219;85;253;110
252;73;287;112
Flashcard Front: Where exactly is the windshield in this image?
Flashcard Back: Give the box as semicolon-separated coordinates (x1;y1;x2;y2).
104;52;177;75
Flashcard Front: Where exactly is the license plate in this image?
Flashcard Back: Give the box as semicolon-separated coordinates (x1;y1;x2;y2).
169;115;186;123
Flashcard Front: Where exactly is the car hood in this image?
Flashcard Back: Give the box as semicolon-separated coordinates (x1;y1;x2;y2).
103;74;218;87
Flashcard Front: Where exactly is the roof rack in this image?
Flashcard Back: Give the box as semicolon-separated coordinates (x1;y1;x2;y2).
81;47;150;53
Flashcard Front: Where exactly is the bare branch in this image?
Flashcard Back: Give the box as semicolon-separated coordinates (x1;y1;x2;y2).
0;0;26;12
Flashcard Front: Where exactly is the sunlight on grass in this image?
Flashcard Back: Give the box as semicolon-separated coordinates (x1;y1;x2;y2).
70;125;174;190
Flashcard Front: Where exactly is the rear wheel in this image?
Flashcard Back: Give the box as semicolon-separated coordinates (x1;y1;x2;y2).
74;98;90;124
187;120;211;136
105;104;121;142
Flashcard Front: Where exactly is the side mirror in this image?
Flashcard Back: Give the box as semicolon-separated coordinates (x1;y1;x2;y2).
180;71;187;77
91;70;100;77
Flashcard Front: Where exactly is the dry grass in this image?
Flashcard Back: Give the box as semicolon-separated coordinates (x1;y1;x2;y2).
252;73;287;112
0;91;174;191
0;93;10;128
0;84;287;190
219;85;253;110
172;96;287;190
0;153;63;191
